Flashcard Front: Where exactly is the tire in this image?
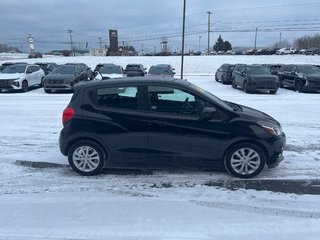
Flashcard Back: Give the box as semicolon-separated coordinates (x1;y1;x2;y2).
68;141;106;176
44;89;52;93
295;81;303;93
279;78;284;88
21;80;29;92
270;90;277;94
39;77;44;87
232;79;237;89
221;76;226;84
243;81;250;93
215;74;219;82
224;143;266;178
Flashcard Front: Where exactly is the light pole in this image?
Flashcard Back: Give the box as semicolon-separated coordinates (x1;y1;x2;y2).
254;27;258;52
67;30;74;56
181;0;186;79
207;11;212;55
198;36;202;52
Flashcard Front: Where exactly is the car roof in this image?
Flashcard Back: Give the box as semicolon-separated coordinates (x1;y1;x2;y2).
76;77;188;89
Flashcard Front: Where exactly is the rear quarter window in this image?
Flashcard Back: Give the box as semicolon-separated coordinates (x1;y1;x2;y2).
94;86;138;110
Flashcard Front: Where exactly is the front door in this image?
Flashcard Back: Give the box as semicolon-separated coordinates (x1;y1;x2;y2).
145;85;230;169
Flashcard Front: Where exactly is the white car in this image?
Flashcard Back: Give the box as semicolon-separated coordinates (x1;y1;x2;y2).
276;48;296;55
0;63;45;92
95;64;125;80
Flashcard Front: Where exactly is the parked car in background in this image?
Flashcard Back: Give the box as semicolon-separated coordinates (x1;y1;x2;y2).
124;64;147;77
28;52;43;58
148;64;175;77
0;63;45;92
0;62;27;72
232;65;279;94
95;64;125;79
66;63;93;80
276;48;296;55
43;64;89;93
215;64;235;84
59;77;285;178
277;64;320;92
35;62;58;75
262;64;286;75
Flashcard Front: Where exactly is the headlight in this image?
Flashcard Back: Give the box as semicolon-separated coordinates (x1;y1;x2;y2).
258;121;282;136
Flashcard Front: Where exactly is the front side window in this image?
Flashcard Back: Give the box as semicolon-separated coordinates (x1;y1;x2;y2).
148;86;209;116
96;86;138;110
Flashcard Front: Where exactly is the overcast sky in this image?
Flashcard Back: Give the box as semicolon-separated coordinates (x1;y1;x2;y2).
1;0;320;52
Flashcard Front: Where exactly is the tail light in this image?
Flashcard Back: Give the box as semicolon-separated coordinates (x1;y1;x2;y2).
62;107;75;126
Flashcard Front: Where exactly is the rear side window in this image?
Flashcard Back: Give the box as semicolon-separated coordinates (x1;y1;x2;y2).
96;86;138;110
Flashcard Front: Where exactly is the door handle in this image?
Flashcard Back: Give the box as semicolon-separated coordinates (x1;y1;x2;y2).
152;120;168;127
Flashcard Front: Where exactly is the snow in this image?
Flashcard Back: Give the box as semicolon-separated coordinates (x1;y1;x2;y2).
1;55;320;239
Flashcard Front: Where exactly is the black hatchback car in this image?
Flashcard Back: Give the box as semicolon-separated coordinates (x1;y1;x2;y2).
59;77;286;178
232;65;279;94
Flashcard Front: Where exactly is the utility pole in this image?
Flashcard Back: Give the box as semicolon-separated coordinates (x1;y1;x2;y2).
181;0;186;79
207;11;212;55
98;37;102;48
254;27;258;52
199;36;202;52
67;30;74;56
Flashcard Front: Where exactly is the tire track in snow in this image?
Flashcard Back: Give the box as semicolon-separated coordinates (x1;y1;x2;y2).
190;200;320;219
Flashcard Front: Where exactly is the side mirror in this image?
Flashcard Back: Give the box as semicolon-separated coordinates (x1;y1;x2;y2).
199;107;217;121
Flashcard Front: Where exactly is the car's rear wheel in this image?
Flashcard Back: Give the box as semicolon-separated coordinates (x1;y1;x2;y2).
68;141;105;176
44;89;52;93
224;143;266;178
270;90;277;94
243;81;250;93
232;79;237;89
295;80;303;92
21;80;29;92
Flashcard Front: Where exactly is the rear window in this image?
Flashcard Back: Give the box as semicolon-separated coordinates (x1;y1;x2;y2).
95;86;138;110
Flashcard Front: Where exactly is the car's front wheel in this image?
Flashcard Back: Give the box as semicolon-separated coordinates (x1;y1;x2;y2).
68;141;106;176
224;143;266;178
295;80;303;93
232;79;237;89
21;80;29;92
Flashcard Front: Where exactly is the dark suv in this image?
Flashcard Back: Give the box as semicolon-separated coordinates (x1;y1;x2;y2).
215;64;235;84
277;64;320;92
59;77;285;178
232;65;279;94
124;64;147;77
43;64;89;93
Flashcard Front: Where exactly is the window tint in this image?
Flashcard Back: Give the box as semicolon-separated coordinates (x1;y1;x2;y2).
96;86;138;110
148;86;210;116
284;66;293;72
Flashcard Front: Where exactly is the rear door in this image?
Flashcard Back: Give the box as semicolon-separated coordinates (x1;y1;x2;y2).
86;84;149;167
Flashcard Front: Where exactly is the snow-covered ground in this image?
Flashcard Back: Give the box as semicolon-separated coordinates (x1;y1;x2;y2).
1;55;320;239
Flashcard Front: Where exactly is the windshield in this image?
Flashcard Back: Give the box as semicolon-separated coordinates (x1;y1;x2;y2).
52;65;74;74
246;66;271;75
2;65;26;73
298;66;320;74
189;82;234;111
100;66;122;74
149;66;171;75
126;65;142;71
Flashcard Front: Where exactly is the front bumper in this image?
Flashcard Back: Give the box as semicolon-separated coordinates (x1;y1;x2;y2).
44;84;72;90
0;80;21;90
266;132;286;168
